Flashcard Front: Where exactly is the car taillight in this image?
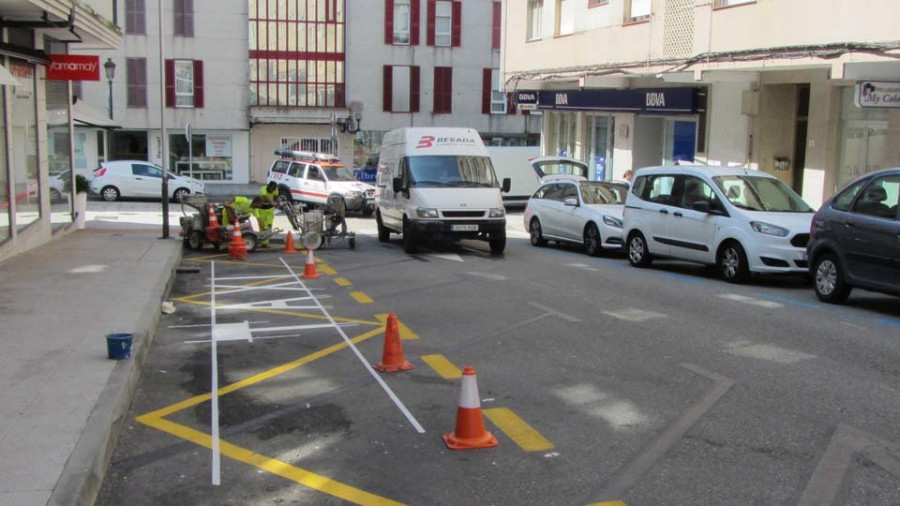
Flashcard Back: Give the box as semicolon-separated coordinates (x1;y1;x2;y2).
810;209;821;240
94;167;107;177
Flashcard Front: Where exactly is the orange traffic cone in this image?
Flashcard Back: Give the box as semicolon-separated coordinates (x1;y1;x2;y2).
374;313;414;372
443;366;498;450
283;231;298;254
228;221;248;260
206;204;220;242
301;247;319;279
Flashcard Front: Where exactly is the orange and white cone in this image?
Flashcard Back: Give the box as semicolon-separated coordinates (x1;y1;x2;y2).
443;366;498;450
228;221;248;260
374;313;414;372
301;247;319;279
206;204;220;242
283;231;298;254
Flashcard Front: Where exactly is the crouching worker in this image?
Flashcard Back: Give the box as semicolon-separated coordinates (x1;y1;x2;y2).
256;182;279;248
223;196;265;227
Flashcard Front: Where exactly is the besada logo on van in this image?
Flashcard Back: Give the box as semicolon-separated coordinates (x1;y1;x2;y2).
415;135;479;149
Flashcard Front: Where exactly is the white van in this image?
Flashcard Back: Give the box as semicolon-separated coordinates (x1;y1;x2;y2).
375;128;511;254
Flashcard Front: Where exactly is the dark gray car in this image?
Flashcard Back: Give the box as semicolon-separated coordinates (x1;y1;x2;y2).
808;167;900;303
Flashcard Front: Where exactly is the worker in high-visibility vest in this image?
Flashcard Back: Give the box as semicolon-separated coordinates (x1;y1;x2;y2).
256;181;279;248
223;195;262;226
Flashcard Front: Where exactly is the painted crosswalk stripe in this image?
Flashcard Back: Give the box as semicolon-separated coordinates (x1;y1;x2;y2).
422;354;462;379
334;277;352;287
483;407;554;452
718;293;783;308
350;291;373;304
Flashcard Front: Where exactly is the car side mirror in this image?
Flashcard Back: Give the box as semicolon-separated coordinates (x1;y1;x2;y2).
392;177;404;193
501;177;511;193
564;197;578;207
692;201;711;213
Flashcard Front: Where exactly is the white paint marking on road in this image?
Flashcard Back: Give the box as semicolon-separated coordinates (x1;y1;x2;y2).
718;293;784;309
212;321;253;343
568;263;599;272
841;322;866;331
423;253;464;262
168;321;270;329
530;302;581;322
554;384;652;432
210;262;221;486
603;308;666;323
726;340;816;364
465;271;508;281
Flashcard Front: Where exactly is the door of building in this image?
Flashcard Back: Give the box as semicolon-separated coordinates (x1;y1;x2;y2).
586;114;614;180
663;119;697;165
837;121;888;190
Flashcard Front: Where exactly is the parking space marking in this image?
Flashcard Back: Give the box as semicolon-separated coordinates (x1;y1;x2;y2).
465;271;509;281
569;263;599;272
530;303;581;322
753;292;818;309
334;277;352;287
484;407;554;452
602;308;666;323
726;340;816;364
718;293;784;309
350;291;374;304
376;313;419;340
421;354;462;379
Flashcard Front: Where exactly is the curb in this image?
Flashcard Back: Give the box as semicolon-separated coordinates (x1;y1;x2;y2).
47;241;183;506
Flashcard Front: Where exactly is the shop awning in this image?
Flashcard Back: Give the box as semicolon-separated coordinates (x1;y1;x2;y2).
47;101;120;129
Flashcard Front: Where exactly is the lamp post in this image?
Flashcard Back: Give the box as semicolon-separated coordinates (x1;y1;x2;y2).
103;58;116;120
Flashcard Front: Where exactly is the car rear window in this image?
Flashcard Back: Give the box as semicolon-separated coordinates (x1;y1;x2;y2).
271;161;290;174
831;179;867;211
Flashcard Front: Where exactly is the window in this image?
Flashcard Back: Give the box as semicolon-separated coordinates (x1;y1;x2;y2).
174;0;194;37
626;0;650;23
433;67;452;114
527;0;543;40
491;2;501;50
271;161;290;174
831;179;867;212
393;0;411;44
126;58;147;108
125;0;145;35
679;176;720;210
386;0;420;45
435;1;452;46
383;65;420;113
132;164;162;178
714;0;755;7
307;166;324;181
482;68;507;114
851;176;900;220
556;0;574;36
165;60;203;108
636;175;677;204
281;137;335;154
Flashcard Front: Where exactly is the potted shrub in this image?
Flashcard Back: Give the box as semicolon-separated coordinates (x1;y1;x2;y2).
64;174;90;229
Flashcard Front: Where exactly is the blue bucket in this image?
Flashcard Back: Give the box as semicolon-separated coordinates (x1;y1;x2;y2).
106;333;133;360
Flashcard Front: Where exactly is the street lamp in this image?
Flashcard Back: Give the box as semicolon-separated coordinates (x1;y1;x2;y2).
103;58;116;120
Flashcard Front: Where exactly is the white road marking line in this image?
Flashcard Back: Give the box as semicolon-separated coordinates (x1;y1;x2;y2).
169;321;270;329
602;308;666;322
568;263;599;272
210;262;221;486
465;271;508;281
530;302;581;322
725;340;816;364
554;384;652;432
423;253;464;262
718;293;784;308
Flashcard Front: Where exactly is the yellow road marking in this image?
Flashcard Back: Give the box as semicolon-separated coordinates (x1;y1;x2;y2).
137;415;403;505
375;313;418;340
171;298;381;326
188;253;228;261
319;264;337;275
483;407;554;452
350;291;373;304
334;277;352;287
421;354;462;379
589;502;627;506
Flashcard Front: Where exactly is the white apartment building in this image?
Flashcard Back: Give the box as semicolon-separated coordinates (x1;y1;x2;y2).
0;0;120;262
75;0;250;186
248;0;541;183
503;0;900;207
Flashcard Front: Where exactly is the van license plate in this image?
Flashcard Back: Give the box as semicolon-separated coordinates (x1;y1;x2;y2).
451;224;478;232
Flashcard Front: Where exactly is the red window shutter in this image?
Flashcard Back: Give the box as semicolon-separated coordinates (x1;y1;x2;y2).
410;66;420;112
434;67;452;113
492;2;501;50
383;65;393;112
384;0;394;45
426;0;435;46
193;60;204;108
482;69;491;114
410;0;421;45
165;59;175;108
451;1;461;47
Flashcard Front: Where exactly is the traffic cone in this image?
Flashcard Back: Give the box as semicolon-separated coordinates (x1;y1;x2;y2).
301;247;319;279
374;313;414;372
228;221;248;260
283;231;298;254
206;204;220;242
443;366;498;450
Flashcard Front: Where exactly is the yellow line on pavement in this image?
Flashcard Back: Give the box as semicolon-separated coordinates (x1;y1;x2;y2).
136;416;403;505
334;277;352;287
170;298;380;326
421;354;462;379
319;264;337;275
375;313;418;340
483;407;554;452
350;291;373;304
589;502;627;506
187;253;228;262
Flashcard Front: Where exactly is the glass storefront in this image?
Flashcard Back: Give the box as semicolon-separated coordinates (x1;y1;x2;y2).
838;87;890;190
9;58;40;233
586;114;614;180
169;133;234;180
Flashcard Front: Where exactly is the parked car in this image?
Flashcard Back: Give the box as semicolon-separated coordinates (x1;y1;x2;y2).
49;170;68;203
808;168;900;303
266;149;375;216
524;175;629;256
623;165;814;283
90;161;204;202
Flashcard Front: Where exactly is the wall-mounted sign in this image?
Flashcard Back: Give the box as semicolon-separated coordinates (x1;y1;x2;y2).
206;135;233;157
47;55;100;81
515;87;701;114
515;91;538;110
855;81;900;108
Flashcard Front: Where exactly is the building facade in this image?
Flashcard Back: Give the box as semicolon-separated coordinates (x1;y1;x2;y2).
503;0;900;208
0;0;120;263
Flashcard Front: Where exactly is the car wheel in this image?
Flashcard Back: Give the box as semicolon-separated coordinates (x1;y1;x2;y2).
100;186;120;202
188;231;204;250
278;187;292;204
529;219;548;247
489;231;506;255
173;188;189;202
584;223;602;257
376;212;390;242
403;219;417;254
719;241;749;284
627;232;653;267
243;232;258;252
50;188;62;204
813;253;851;303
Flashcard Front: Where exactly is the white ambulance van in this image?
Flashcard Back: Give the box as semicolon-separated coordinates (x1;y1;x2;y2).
375;128;511;254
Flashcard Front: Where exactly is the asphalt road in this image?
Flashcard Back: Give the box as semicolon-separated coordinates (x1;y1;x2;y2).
95;204;900;506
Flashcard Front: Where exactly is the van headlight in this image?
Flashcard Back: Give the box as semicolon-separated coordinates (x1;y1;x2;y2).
750;221;789;237
345;191;361;198
489;208;505;218
416;207;439;218
602;215;623;228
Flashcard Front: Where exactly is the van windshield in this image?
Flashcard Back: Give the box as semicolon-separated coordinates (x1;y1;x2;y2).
408;156;498;188
321;165;356;182
713;175;813;213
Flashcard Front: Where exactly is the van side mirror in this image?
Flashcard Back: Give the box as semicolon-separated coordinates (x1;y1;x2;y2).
692;201;711;213
392;177;404;193
501;177;511;193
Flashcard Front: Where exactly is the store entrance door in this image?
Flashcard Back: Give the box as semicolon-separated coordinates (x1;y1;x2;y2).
837;121;888;190
664;119;697;165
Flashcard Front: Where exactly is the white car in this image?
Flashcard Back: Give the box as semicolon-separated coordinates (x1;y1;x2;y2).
266;149;375;216
524;176;629;256
623;165;814;283
49;170;68;203
90;161;204;202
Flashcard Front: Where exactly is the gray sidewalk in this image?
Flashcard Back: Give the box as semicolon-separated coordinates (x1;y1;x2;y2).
0;224;182;506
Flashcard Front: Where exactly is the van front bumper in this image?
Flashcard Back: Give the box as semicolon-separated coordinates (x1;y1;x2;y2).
409;219;506;241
